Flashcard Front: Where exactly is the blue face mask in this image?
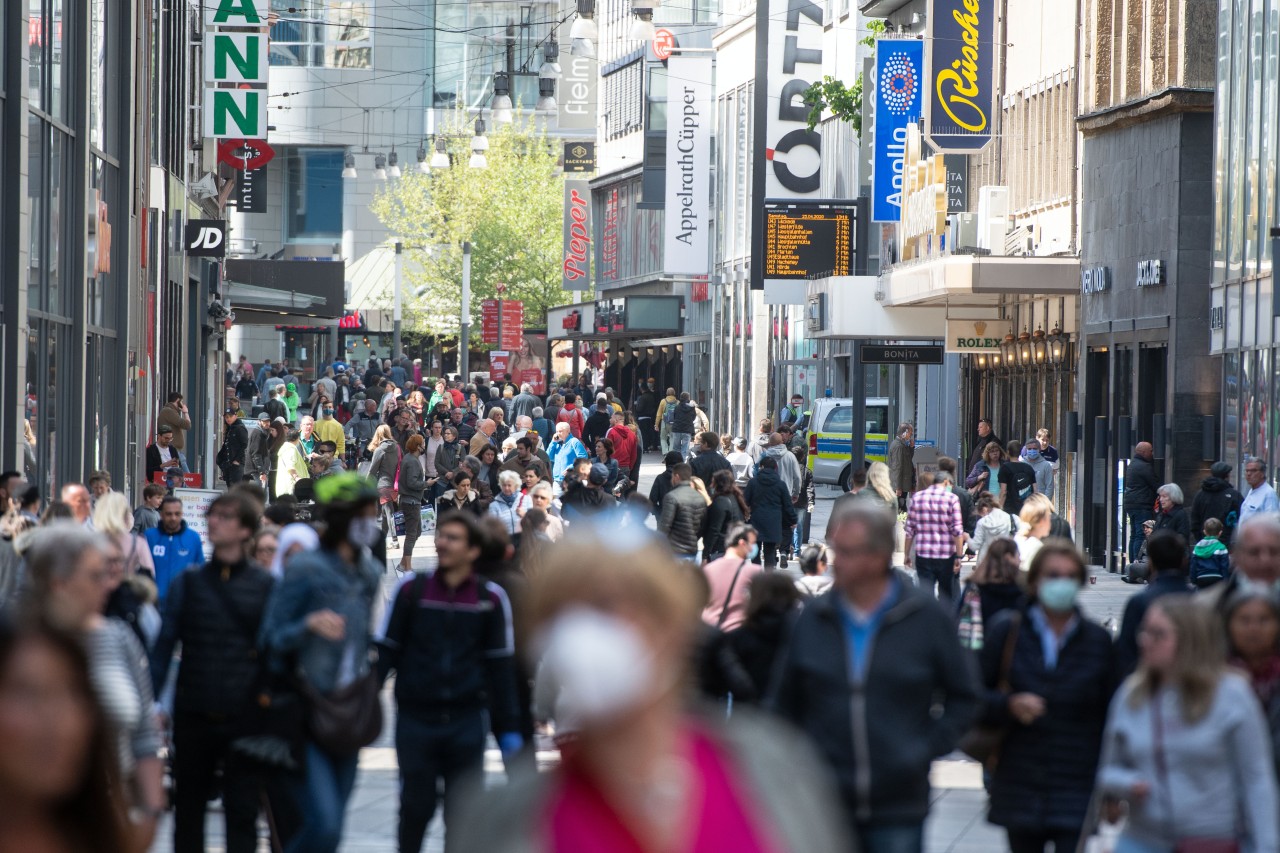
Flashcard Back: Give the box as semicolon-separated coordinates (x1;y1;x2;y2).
1038;578;1080;613
748;543;760;560
1024;449;1040;461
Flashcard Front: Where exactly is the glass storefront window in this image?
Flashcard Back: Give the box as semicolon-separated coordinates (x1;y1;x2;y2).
1225;352;1240;470
1213;0;1231;283
27;115;44;309
284;148;344;241
48;129;66;315
1256;349;1270;468
1242;350;1255;462
1228;0;1248;279
269;0;371;69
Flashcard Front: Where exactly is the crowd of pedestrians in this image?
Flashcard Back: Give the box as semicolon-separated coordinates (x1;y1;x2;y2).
4;385;1280;853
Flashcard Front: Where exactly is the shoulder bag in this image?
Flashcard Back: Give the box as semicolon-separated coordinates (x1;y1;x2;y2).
1153;697;1241;853
715;559;750;631
958;611;1022;769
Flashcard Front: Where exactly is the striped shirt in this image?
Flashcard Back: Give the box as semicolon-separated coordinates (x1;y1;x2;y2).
85;618;162;774
904;484;964;560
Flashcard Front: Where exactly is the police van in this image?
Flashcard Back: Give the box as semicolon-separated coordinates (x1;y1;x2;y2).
805;397;891;490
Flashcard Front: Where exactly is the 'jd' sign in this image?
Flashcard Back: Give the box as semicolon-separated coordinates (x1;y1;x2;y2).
204;0;268;139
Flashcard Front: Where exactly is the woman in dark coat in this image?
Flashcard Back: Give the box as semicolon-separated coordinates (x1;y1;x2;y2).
743;456;797;570
1152;482;1191;553
980;541;1117;853
702;469;747;562
723;573;800;702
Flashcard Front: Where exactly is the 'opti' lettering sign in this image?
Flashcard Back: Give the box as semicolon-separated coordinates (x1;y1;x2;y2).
925;0;997;154
562;180;592;291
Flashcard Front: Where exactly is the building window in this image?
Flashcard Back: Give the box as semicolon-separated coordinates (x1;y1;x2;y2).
284;148;344;241
270;1;371;68
604;61;642;139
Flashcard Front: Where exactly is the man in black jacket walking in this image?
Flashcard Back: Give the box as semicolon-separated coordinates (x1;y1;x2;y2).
377;510;523;853
669;392;698;459
770;501;980;851
690;431;732;488
245;412;274;486
1189;461;1245;545
218;407;249;484
1123;441;1160;561
152;491;274;853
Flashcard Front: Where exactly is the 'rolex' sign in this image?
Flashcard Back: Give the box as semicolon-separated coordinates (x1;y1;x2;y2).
203;0;269;139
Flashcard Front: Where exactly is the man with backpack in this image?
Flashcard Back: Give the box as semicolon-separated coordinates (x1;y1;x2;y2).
997;439;1038;516
151;491;275;853
655;387;680;454
669;392;699;460
377;510;522;853
555;392;587;440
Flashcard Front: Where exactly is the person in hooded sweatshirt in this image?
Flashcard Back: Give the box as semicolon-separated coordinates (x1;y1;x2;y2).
1189;460;1245;545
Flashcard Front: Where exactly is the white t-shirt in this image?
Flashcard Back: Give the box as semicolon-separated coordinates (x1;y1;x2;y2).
158;445;173;464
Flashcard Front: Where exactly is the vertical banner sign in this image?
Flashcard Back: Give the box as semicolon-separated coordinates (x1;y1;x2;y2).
663;55;713;275
558;56;598;132
751;0;825;288
562;180;592;291
872;39;924;223
925;0;997;153
203;0;269;139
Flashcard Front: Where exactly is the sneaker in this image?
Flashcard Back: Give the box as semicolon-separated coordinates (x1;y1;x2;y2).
779;553;789;569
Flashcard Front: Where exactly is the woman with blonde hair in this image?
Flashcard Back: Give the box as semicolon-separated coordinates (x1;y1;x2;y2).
966;441;1006;493
1015;493;1055;571
90;492;154;578
1097;597;1277;851
857;460;899;516
454;527;851;853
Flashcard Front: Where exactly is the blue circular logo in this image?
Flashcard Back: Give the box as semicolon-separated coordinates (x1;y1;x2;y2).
880;53;919;115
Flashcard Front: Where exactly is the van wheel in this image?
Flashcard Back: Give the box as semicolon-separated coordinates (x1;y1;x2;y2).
838;467;851;492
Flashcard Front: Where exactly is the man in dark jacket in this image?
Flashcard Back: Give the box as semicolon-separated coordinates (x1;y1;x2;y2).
1189;461;1245;545
744;456;797;570
377;510;522;853
1114;530;1192;676
771;501;980;850
152;491;274;853
218;408;250;485
648;451;683;517
657;463;708;560
690;431;732;488
634;383;659;451
886;423;915;506
966;418;1002;472
670;392;699;459
582;395;615;448
1123;441;1160;561
245;412;274;485
560;461;614;523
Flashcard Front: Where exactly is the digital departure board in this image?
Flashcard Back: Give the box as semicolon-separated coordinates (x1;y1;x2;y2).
763;204;856;279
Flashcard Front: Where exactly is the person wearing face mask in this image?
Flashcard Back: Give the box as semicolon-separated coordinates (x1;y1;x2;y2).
1200;512;1280;612
260;473;384;853
312;399;346;459
376;510;522;853
453;526;852;853
978;540;1117;853
1020;440;1054;501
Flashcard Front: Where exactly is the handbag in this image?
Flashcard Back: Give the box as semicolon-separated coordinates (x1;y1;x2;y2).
958;611;1022;768
379;446;403;505
297;668;384;757
957;583;984;651
1152;699;1241;853
715;559;750;630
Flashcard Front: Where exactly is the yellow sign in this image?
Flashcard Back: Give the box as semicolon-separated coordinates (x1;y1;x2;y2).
897;126;947;261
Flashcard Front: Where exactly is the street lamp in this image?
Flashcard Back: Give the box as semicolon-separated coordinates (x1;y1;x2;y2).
536;77;557;113
491;72;514;123
373;154;387;180
469;118;489;169
386;150;401;178
629;6;656;41
416;144;430;174
570;0;596;56
341;150;357;179
430;138;450;170
540;38;561;79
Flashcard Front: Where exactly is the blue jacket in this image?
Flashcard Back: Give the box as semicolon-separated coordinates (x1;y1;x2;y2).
548;435;588;481
744;468;797;543
145;522;205;601
259;546;381;695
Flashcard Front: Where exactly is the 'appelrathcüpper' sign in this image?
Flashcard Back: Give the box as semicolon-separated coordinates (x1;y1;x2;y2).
925;0;996;154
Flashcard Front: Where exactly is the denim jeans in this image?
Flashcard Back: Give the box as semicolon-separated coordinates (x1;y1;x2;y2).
285;742;359;853
791;507;811;554
915;556;957;600
854;821;924;853
1127;507;1154;562
671;431;693;460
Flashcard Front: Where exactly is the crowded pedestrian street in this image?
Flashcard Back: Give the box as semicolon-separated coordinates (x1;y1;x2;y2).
5;0;1280;851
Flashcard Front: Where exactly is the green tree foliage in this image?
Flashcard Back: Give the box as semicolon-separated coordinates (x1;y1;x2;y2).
370;112;577;336
800;21;887;134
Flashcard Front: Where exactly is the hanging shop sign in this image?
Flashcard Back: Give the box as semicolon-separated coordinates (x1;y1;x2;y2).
925;0;997;154
945;318;1011;353
562;180;592;291
563;141;596;173
559;55;598;132
185;219;227;257
751;0;825;287
897;126;948;262
663;55;714;276
203;0;269;140
872;39;925;223
860;344;945;365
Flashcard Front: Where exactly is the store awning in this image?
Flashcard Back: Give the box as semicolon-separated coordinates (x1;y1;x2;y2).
632;333;711;347
881;255;1081;308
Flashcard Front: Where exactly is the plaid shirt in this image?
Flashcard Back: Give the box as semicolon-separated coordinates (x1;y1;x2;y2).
904;484;964;560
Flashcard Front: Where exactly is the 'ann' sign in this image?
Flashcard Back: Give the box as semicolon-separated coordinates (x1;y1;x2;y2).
925;0;996;154
562;180;592;292
204;0;269;140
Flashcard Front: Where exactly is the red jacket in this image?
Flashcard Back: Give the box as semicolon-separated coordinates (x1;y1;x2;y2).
607;425;637;470
557;404;586;439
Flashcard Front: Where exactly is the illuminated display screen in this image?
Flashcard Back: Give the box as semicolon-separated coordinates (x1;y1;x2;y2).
764;206;855;279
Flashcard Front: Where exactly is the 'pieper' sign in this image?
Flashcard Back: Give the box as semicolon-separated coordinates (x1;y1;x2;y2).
562;180;591;291
925;0;997;154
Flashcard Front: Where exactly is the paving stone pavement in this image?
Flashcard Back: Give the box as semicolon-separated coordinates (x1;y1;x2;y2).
155;455;1137;852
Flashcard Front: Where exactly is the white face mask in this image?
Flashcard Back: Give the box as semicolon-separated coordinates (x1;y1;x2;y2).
533;609;656;724
347;516;382;549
